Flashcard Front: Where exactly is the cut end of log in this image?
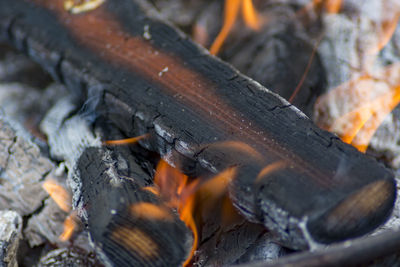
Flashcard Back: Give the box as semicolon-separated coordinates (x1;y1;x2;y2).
307;179;396;244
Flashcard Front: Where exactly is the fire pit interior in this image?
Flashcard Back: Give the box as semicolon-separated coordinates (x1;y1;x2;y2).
0;0;400;266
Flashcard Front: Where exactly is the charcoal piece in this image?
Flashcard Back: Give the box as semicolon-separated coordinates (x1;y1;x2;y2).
38;247;101;267
73;147;191;267
235;232;287;264
228;31;326;117
0;210;22;267
195;220;283;266
0;0;396;250
0;117;52;215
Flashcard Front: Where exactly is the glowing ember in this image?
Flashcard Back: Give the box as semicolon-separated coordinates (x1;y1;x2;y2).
210;0;261;55
153;159;238;266
104;134;148;146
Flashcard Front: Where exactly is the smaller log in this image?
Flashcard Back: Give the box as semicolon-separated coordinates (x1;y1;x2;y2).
73;146;192;267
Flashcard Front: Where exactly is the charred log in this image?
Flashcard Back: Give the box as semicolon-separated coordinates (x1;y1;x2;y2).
73;146;191;267
0;0;396;250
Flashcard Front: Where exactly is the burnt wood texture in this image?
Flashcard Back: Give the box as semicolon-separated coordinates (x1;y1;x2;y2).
0;0;396;250
238;229;400;267
74;146;191;266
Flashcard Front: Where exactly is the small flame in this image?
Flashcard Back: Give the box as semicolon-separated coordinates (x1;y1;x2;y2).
210;0;262;55
104;134;148;146
42;180;71;213
324;72;400;152
142;186;160;196
311;0;342;14
130;202;174;222
43;180;79;241
370;11;400;56
315;3;400;152
59;212;79;241
256;160;288;183
153;159;237;266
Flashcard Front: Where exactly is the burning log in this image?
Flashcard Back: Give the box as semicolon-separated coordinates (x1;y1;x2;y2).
0;0;396;253
73;146;192;266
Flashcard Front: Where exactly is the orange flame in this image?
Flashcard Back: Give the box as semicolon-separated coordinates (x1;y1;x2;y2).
315;3;400;152
104;134;148;146
59;211;79;241
256;160;288;183
43;180;71;213
210;0;261;55
43;180;79;241
322;69;400;152
311;0;342;14
153;159;237;266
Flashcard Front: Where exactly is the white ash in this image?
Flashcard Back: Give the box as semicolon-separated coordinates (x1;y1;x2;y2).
0;210;22;267
40;96;101;170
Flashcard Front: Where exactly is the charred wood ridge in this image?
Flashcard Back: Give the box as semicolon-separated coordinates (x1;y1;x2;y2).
0;0;396;249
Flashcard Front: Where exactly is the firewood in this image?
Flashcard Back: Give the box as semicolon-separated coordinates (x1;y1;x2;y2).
74;146;191;267
0;0;396;250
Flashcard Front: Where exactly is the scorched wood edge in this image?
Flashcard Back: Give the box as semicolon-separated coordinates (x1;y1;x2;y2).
0;0;396;251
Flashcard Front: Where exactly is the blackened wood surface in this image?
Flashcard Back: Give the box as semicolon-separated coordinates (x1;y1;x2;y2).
74;147;191;267
0;0;396;249
238;229;400;267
